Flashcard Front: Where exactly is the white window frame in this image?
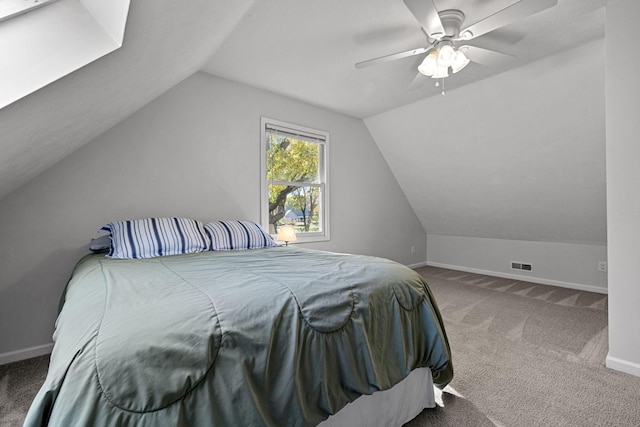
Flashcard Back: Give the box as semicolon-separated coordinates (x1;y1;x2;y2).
0;0;60;23
260;117;330;243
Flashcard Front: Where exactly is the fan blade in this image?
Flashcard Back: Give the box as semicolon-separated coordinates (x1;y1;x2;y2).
460;0;558;40
459;45;512;67
355;47;428;69
403;0;445;38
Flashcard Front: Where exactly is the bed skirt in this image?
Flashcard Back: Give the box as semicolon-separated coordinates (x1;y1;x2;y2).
318;367;435;426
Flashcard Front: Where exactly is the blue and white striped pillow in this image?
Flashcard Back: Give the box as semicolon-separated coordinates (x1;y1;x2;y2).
204;220;277;251
100;218;211;259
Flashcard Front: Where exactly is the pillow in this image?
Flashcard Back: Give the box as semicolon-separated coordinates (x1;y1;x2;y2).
100;217;210;259
89;234;111;253
204;220;277;251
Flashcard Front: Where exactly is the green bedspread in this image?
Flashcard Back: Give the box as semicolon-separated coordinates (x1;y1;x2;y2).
24;247;452;426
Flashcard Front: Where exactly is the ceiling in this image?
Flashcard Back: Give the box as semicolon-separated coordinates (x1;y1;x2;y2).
202;0;607;119
0;0;608;203
0;0;255;202
365;39;607;244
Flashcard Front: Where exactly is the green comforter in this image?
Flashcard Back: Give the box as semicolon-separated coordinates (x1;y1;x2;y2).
24;247;453;426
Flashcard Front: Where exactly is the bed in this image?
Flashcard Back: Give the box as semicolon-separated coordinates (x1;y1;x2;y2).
24;219;453;426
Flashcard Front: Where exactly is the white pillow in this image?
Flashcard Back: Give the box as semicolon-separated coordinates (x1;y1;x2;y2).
100;217;210;259
204;220;277;250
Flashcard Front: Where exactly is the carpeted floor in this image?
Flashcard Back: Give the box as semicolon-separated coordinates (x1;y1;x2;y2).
407;266;640;426
2;266;640;426
0;354;48;427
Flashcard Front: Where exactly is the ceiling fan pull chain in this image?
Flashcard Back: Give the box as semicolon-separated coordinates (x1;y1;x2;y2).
434;78;446;95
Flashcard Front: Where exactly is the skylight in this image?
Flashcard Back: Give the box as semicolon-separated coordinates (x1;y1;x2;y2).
0;0;60;23
0;0;130;109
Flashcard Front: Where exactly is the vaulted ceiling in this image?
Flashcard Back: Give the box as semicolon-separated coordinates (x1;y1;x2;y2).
0;0;609;244
365;39;607;244
0;0;254;201
203;0;606;118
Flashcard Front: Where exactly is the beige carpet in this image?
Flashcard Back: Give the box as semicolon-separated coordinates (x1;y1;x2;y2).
0;354;48;426
407;266;640;427
2;266;640;426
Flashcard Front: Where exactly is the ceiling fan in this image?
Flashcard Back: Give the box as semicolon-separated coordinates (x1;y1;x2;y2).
356;0;558;83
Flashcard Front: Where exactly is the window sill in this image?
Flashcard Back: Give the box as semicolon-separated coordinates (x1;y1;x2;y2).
275;235;330;245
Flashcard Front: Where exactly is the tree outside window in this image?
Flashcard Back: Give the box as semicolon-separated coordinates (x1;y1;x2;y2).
261;118;329;242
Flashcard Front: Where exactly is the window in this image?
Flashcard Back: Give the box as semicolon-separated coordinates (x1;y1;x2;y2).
261;117;329;243
0;0;129;108
0;0;59;23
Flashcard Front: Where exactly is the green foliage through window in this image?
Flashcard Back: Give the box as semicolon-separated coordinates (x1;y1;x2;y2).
262;119;328;240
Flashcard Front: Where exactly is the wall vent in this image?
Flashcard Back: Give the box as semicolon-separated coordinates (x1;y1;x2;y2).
511;261;533;272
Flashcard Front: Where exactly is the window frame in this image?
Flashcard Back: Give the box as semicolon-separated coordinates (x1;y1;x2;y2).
0;0;60;23
260;117;330;244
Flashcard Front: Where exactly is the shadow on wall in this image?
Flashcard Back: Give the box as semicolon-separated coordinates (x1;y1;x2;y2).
0;246;89;354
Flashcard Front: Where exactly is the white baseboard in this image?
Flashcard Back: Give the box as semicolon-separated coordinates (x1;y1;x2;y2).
0;343;53;366
425;261;608;295
606;354;640;378
406;261;429;269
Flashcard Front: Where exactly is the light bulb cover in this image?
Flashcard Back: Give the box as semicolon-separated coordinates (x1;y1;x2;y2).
451;50;470;73
432;65;449;79
418;51;438;76
437;44;456;67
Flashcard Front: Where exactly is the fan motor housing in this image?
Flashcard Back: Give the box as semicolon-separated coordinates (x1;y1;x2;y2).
438;9;465;39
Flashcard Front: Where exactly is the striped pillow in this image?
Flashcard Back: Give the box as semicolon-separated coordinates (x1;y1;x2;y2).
100;218;211;259
204;220;277;250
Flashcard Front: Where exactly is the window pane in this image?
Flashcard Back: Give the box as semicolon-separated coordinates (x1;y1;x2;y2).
261;117;329;242
266;134;320;183
0;0;58;22
269;184;322;234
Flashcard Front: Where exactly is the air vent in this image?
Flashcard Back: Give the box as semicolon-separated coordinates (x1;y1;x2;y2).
511;262;532;272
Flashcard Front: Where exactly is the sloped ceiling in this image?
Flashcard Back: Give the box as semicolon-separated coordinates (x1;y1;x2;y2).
0;0;254;201
201;0;607;245
1;0;609;247
203;0;606;118
365;39;607;244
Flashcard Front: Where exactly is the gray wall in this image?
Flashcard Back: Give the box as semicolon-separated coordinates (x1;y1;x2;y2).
0;73;426;360
365;40;607;289
605;0;640;377
427;235;606;292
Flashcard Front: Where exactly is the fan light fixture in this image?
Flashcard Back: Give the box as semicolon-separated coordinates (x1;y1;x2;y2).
418;43;470;78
